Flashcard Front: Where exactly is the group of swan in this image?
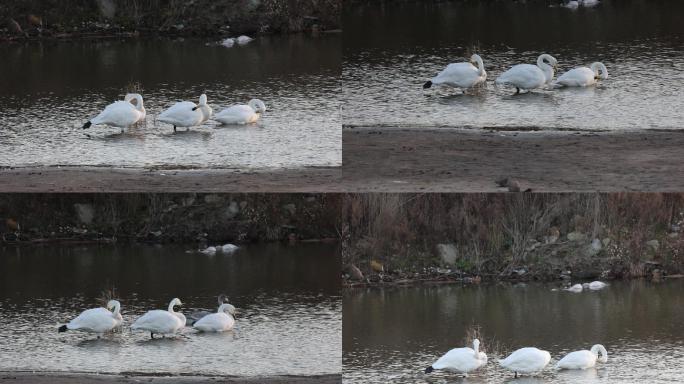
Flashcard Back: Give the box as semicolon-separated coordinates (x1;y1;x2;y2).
58;296;236;339
83;93;267;132
221;35;254;48
565;280;608;293
424;53;608;94
199;243;239;255
426;339;608;378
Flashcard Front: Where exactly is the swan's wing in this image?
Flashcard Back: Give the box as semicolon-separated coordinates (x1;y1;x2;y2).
67;307;116;332
556;350;594;369
555;67;594;86
432;63;481;87
158;101;202;126
91;101;139;127
495;64;544;87
131;310;179;332
194;313;234;331
186;310;212;325
432;347;475;371
215;105;257;124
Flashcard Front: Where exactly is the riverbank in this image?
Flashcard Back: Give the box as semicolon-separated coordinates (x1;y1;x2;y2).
0;193;341;244
0;372;341;384
0;0;340;41
342;127;684;192
0;166;341;193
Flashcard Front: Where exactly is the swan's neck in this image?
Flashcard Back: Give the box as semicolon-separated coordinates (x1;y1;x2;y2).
537;57;554;83
134;96;144;111
591;345;608;362
474;58;485;76
112;302;120;316
168;302;176;312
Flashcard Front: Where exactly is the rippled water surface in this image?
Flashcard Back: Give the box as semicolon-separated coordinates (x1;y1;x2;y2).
343;280;684;383
343;0;684;130
0;34;340;168
0;243;341;376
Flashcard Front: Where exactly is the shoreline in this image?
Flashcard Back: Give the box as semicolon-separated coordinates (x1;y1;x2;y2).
342;127;684;192
0;372;341;384
0;166;342;193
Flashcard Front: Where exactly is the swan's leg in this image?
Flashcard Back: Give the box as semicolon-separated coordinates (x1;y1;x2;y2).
173;125;177;132
150;332;154;339
515;372;518;378
515;87;520;95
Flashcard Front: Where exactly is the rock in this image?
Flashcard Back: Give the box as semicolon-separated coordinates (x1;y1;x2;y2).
646;239;659;251
282;203;296;216
204;194;222;204
567;231;586;242
96;0;117;19
305;196;316;203
436;243;458;266
74;203;94;224
224;201;240;219
6;18;24;35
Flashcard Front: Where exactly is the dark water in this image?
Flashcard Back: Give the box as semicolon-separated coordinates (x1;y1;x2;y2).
0;34;340;168
343;281;684;383
0;243;341;376
343;1;684;130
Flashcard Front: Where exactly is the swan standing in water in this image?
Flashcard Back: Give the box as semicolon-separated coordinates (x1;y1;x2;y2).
495;54;557;94
83;94;146;132
425;339;488;377
214;99;267;125
556;344;608;369
185;294;229;326
499;347;551;378
423;54;487;92
131;298;186;339
553;62;608;87
157;94;213;132
58;300;122;337
193;303;237;332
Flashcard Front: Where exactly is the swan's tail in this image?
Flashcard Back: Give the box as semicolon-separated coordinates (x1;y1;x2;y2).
82;121;92;129
58;325;68;332
423;81;433;89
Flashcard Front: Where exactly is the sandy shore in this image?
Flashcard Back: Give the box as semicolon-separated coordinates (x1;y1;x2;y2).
0;167;341;193
0;372;340;384
343;127;684;192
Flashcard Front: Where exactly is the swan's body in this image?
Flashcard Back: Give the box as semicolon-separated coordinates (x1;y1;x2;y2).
554;62;608;87
495;54;557;93
186;294;229;326
556;344;608;369
131;298;185;338
220;244;239;253
425;339;488;376
588;281;608;290
500;347;551;377
58;300;122;336
214;99;266;125
423;54;487;91
236;35;253;45
221;38;235;47
158;94;213;131
200;246;217;255
83;94;145;131
193;303;236;332
566;284;583;293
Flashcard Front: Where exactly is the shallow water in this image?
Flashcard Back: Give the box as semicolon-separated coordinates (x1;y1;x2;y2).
0;243;341;376
343;280;684;383
0;34;340;168
343;0;684;130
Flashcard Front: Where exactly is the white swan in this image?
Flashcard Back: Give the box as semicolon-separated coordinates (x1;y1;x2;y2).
556;344;608;369
131;298;186;339
83;94;145;132
221;38;235;47
193;303;237;332
423;54;487;92
588;281;608;290
566;283;583;293
214;99;266;125
236;35;253;45
425;339;488;376
58;300;122;337
186;294;229;326
200;246;217;255
500;347;551;378
553;62;608;87
495;54;557;93
219;244;239;253
157;94;213;132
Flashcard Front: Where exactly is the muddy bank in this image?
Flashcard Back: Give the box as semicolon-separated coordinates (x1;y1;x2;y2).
0;0;341;40
342;193;684;286
0;193;341;244
0;372;341;384
342;127;684;192
0;166;342;193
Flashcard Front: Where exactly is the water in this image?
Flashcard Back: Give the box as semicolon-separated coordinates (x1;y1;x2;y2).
0;34;341;168
343;280;684;383
0;243;341;376
343;0;684;130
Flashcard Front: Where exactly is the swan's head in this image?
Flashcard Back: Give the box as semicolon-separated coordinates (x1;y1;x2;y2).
125;93;144;109
470;54;483;65
107;300;120;313
539;54;558;69
168;297;182;312
591;62;609;80
248;99;267;113
473;338;480;352
591;344;608;363
199;94;208;105
218;303;237;316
